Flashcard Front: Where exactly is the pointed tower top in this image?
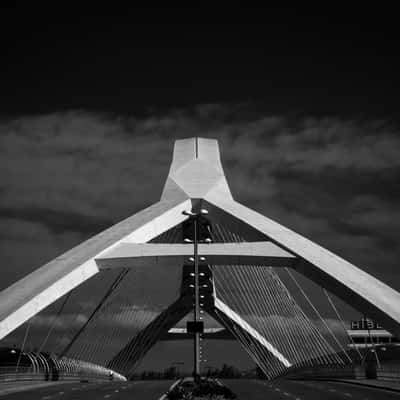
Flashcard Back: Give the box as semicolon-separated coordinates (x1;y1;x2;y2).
161;137;233;201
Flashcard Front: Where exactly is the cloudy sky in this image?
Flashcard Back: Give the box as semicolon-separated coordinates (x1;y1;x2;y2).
0;7;399;371
1;108;399;290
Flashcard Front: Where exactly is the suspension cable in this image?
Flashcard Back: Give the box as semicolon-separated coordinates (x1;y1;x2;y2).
60;268;129;357
323;289;363;361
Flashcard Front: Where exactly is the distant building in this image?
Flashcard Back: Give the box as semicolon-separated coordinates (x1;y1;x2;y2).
347;318;399;348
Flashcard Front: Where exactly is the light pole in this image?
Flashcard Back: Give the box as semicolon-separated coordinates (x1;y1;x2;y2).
183;208;209;381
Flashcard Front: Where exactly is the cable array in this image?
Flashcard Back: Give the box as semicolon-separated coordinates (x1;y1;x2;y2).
6;219;355;380
210;222;350;378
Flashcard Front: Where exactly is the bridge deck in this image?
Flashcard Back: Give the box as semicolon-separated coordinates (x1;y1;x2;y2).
0;380;174;400
1;379;399;400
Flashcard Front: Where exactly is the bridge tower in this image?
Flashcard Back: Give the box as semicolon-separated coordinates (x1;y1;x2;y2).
1;137;400;378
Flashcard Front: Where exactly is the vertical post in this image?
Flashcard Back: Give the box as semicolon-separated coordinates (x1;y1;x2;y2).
184;208;207;380
193;216;200;379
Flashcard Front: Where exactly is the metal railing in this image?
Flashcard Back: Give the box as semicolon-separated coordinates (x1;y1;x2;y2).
0;356;126;383
284;363;400;382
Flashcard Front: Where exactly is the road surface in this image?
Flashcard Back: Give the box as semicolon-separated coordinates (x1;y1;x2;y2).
224;379;400;400
1;379;399;399
0;380;173;400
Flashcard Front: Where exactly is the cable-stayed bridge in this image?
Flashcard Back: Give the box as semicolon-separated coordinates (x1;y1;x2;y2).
1;138;400;391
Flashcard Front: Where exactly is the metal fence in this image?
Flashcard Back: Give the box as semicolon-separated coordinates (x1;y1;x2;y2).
0;355;126;383
285;363;400;382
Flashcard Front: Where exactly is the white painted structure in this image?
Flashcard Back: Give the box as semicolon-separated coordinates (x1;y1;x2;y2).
1;137;400;371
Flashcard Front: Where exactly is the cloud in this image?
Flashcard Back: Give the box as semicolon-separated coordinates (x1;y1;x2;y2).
0;106;399;319
94;304;162;330
30;312;88;329
0;206;113;235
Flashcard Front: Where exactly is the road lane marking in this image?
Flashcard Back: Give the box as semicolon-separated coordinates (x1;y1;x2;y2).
104;395;111;399
344;393;352;397
58;392;64;395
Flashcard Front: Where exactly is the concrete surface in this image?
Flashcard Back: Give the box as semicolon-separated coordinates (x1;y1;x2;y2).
224;379;400;399
0;380;174;400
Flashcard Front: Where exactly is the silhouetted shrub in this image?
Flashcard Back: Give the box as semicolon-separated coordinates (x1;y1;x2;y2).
166;378;236;399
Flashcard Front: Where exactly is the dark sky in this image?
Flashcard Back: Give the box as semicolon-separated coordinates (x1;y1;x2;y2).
0;7;399;372
0;7;399;118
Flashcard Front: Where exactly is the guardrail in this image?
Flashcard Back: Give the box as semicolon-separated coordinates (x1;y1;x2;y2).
284;363;400;382
0;356;126;383
0;370;117;383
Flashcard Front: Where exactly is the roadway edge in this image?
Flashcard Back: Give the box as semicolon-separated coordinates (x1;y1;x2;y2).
322;379;400;394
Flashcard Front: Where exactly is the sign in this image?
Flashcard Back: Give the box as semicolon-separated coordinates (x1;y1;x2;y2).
187;321;204;333
350;318;383;330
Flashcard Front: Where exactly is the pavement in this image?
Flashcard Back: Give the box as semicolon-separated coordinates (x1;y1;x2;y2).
0;381;70;397
1;378;399;399
0;380;174;400
224;378;400;399
330;378;400;393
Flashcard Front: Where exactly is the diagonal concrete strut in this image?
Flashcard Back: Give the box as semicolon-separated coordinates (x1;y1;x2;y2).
1;136;400;357
107;262;292;377
107;295;193;375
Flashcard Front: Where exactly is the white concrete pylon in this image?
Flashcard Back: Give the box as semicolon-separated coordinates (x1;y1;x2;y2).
1;135;400;350
202;194;400;337
0;198;191;340
161;137;233;202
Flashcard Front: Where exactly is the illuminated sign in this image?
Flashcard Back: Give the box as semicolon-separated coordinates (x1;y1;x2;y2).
350;318;383;330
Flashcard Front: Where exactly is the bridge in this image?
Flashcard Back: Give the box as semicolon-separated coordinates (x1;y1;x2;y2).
1;137;400;399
